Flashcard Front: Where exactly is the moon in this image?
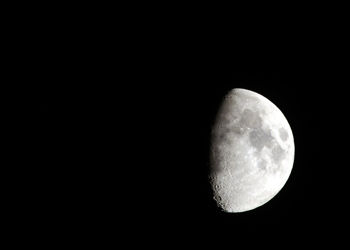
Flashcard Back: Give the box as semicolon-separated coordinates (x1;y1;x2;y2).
210;88;295;213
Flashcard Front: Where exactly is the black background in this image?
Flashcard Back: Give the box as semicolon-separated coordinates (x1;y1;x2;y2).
22;6;348;245
32;68;348;246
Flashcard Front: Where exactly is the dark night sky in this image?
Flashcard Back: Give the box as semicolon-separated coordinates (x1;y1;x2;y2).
14;1;349;246
32;68;348;246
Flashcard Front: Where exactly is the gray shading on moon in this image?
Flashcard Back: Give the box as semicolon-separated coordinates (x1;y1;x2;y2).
210;88;295;213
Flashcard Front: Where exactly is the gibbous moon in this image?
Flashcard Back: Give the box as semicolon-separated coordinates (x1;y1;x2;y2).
210;88;295;213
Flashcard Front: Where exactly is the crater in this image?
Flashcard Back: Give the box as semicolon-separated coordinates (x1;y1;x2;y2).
279;127;289;141
249;128;274;151
210;148;224;174
213;127;233;146
257;159;267;170
231;125;245;135
272;144;286;163
239;109;263;129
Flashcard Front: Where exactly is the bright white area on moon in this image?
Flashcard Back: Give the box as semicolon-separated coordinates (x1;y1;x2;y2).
210;88;295;213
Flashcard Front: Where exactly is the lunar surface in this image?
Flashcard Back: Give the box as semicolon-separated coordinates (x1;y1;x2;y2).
210;88;294;213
